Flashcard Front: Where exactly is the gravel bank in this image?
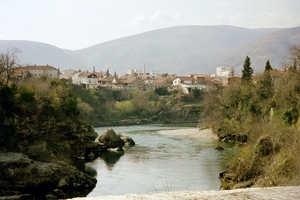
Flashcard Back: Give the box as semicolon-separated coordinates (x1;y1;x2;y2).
156;128;219;140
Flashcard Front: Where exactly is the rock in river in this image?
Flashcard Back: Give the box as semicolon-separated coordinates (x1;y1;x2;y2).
98;129;125;150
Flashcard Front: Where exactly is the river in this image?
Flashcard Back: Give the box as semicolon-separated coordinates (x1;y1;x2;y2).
84;124;233;197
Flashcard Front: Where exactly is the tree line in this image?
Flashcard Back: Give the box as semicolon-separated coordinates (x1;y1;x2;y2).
201;44;300;188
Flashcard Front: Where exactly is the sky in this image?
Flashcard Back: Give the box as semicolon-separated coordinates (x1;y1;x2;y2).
1;0;300;50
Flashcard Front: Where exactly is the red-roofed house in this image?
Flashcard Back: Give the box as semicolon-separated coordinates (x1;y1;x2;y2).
112;77;145;90
72;71;99;89
152;75;175;88
173;76;208;94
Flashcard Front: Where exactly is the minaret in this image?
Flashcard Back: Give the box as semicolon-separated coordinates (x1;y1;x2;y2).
143;62;146;77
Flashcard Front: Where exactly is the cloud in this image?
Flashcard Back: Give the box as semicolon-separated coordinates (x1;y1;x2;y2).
214;14;224;21
125;11;188;28
228;12;251;24
214;1;235;7
254;11;296;27
225;11;300;28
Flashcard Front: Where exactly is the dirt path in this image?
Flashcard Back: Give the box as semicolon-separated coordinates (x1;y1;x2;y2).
70;186;300;200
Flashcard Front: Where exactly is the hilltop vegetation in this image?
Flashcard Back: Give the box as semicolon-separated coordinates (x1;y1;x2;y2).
201;44;300;189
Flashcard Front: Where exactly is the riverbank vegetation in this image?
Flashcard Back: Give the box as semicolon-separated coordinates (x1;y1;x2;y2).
71;84;203;126
200;44;300;189
0;49;98;198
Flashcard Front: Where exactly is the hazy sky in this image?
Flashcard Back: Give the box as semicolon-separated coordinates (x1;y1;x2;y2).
1;0;299;50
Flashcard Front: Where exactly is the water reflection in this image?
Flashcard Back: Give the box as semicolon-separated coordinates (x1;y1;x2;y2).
85;165;97;177
101;151;124;170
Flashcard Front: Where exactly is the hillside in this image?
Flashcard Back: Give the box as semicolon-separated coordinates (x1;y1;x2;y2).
216;26;300;74
0;40;89;70
2;25;299;75
74;25;279;75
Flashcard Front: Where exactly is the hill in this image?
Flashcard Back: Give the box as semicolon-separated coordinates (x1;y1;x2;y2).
2;25;299;75
0;40;88;70
216;26;300;75
74;25;279;75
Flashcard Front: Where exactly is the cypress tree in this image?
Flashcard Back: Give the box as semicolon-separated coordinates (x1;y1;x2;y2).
264;60;272;71
241;56;253;82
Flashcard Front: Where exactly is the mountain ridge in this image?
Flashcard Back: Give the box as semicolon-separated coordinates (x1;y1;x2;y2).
216;26;300;75
1;25;299;75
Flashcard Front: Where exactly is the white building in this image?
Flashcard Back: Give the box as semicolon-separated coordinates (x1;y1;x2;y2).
216;67;233;77
72;71;99;89
26;65;59;79
60;69;77;79
172;76;207;94
123;68;162;79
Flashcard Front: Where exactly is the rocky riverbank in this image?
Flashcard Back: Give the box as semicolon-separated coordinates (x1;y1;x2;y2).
0;152;97;198
0;121;138;199
0;120;104;199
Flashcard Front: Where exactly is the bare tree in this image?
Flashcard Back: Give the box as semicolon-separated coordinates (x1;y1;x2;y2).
0;48;20;88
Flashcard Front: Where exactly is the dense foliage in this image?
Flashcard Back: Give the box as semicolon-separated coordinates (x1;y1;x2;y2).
201;45;300;189
0;49;84;153
71;85;204;126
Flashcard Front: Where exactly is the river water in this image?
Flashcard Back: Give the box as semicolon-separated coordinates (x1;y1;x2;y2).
85;124;232;197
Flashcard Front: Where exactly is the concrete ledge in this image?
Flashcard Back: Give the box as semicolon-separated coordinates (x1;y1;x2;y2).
70;185;300;200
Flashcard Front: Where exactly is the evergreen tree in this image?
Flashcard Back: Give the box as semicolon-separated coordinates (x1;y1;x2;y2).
264;60;272;71
257;60;274;100
241;56;253;82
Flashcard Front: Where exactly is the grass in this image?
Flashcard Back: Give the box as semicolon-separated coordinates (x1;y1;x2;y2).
151;178;172;193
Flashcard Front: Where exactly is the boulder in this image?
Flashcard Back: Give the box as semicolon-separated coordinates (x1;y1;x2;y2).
120;135;135;146
45;189;65;200
0;152;97;197
98;129;124;149
215;145;224;150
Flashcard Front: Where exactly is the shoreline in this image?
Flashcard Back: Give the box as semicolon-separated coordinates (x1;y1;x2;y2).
156;128;219;140
68;127;300;200
70;185;300;200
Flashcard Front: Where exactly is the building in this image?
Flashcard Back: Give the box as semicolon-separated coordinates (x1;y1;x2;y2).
60;69;77;80
172;76;195;86
72;71;99;89
152;75;176;88
99;76;114;88
172;76;207;94
26;65;59;79
216;67;233;77
112;77;145;90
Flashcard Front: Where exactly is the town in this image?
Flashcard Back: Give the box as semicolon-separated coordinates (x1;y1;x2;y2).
14;64;246;94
